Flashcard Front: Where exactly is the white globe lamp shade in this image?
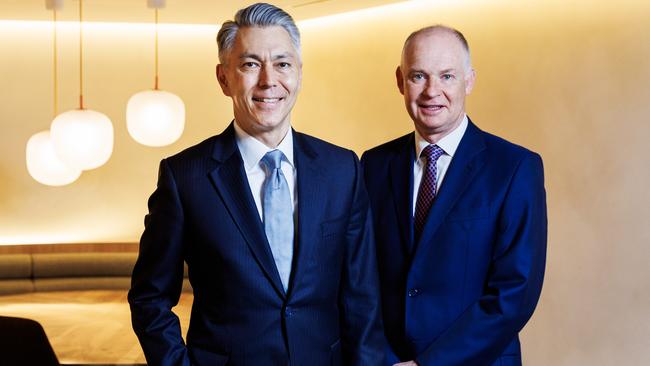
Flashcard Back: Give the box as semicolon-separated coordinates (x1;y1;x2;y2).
127;90;185;147
26;130;82;186
50;109;114;170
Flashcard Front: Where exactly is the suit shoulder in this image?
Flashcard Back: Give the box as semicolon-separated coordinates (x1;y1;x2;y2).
480;129;542;163
169;135;217;161
362;133;412;160
159;135;220;177
296;131;357;161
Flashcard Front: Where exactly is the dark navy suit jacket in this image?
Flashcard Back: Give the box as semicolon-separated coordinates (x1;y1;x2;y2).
128;123;384;366
361;120;547;366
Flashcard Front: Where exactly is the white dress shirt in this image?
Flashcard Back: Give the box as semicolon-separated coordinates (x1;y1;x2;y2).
412;115;468;215
233;122;297;221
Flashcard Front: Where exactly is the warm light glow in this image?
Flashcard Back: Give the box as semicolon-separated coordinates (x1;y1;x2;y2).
0;2;435;35
0;20;218;34
127;90;185;147
50;109;114;170
25;130;82;186
297;0;453;29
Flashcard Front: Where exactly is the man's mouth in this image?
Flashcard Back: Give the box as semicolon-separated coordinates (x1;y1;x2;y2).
253;97;284;103
418;104;445;111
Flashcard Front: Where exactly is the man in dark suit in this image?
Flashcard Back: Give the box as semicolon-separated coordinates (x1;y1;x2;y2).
128;3;384;366
362;25;547;366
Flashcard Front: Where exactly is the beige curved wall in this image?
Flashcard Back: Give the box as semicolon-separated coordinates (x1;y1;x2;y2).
1;0;649;364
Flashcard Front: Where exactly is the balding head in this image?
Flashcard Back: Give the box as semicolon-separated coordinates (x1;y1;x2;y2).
402;25;472;71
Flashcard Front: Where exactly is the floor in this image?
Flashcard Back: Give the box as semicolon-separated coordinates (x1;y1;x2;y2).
0;290;193;365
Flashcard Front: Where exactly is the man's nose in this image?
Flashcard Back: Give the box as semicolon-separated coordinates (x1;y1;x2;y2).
422;79;441;98
258;66;277;88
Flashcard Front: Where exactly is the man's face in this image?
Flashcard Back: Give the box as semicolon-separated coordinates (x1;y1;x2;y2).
397;30;475;142
217;26;301;139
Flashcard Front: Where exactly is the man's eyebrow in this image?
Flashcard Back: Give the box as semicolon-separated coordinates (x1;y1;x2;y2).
408;67;458;74
407;68;426;74
238;53;294;61
239;53;262;61
272;53;292;61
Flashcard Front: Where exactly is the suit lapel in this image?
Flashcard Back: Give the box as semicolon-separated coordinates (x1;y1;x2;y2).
208;123;286;299
389;133;417;256
413;121;487;258
289;131;323;295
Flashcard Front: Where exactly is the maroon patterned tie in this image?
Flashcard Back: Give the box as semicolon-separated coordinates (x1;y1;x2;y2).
414;144;445;241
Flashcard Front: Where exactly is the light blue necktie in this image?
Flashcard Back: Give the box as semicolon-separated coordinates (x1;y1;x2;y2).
260;150;294;291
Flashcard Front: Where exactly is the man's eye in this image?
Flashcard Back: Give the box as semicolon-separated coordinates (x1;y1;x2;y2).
242;62;259;68
277;62;291;69
441;74;454;80
411;73;425;81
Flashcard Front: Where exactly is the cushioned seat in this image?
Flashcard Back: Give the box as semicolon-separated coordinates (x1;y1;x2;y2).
0;254;34;295
0;252;191;295
32;253;136;292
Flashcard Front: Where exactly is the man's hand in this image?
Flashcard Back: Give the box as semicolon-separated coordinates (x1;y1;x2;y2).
393;361;418;366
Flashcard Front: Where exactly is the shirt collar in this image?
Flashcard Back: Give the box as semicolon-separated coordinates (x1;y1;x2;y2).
233;121;295;172
414;114;468;160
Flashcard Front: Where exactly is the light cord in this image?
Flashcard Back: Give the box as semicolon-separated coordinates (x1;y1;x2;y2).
79;0;84;109
53;8;58;117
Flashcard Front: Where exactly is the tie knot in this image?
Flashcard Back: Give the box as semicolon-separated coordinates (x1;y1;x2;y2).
421;144;444;163
261;149;284;172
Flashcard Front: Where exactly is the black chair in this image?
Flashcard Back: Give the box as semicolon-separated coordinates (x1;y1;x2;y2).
0;316;59;366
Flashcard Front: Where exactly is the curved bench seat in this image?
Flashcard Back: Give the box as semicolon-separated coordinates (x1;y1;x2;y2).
0;253;191;295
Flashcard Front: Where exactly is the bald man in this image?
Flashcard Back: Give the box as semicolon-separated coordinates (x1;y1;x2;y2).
361;26;547;366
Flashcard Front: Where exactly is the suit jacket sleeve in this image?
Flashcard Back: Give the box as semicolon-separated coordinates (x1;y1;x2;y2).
340;152;386;366
128;159;190;366
416;153;548;366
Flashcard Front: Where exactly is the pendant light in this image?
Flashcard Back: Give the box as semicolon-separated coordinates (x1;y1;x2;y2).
126;0;185;147
51;0;113;170
26;0;82;186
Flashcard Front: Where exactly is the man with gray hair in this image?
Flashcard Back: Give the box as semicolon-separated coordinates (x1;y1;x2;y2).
362;25;547;365
129;3;384;366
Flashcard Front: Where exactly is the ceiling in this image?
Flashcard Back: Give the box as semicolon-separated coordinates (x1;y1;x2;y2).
0;0;408;24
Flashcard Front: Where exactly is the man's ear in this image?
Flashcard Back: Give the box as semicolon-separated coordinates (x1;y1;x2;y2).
216;64;231;96
465;68;476;95
396;66;405;95
295;61;303;93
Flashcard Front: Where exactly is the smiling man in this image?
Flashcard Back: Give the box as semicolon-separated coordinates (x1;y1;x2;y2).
128;3;384;366
362;26;548;366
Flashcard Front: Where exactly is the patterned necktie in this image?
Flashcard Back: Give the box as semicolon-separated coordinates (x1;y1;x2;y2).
414;144;445;241
260;150;294;291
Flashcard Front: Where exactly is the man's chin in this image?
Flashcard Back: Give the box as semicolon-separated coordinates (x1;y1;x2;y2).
416;119;445;132
251;118;290;132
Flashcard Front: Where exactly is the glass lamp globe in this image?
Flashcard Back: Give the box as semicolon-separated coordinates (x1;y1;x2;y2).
50;109;114;170
26;130;82;186
127;90;185;147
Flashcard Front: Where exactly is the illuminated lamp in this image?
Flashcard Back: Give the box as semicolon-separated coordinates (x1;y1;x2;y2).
26;131;81;186
50;0;113;170
127;0;185;147
25;0;81;186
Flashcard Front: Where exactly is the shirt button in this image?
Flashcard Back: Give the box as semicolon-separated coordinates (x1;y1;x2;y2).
408;288;421;297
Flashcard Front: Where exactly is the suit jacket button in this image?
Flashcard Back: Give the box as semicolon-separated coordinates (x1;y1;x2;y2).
285;306;293;317
408;288;421;297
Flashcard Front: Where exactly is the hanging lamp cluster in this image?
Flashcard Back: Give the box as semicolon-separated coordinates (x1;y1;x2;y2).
26;0;185;186
26;0;82;186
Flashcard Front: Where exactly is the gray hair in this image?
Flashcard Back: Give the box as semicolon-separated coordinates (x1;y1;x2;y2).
403;25;472;69
217;3;301;64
